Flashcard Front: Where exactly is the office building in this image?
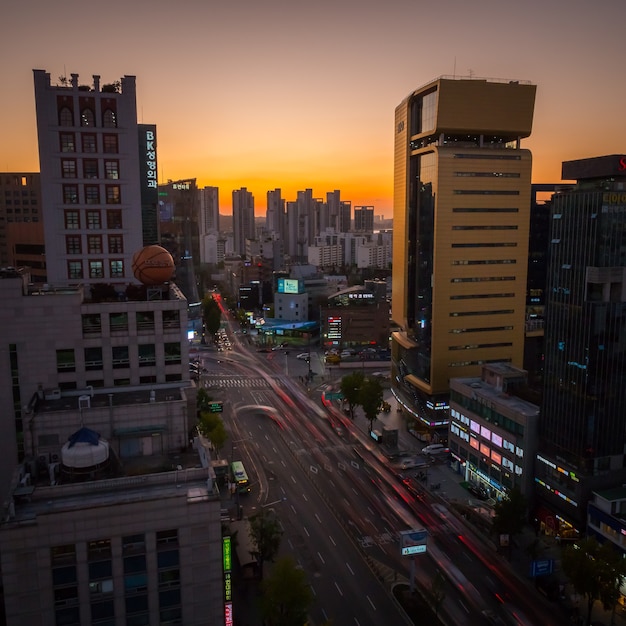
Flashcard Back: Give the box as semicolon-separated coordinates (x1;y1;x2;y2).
353;205;374;233
0;173;46;282
535;155;626;534
199;185;219;234
391;76;536;431
33;70;159;286
232;187;255;256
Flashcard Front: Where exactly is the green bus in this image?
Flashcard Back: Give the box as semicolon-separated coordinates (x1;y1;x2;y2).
231;461;251;494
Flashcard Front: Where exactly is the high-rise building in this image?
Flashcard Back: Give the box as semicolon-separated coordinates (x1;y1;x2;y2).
232;187;255;256
391;76;536;432
0;173;46;282
353;206;374;233
199;185;219;234
33;70;159;286
535;155;626;534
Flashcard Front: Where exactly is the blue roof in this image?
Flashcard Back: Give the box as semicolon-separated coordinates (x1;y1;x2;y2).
67;427;101;447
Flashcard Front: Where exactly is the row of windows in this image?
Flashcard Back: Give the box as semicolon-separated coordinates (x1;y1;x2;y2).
61;159;119;180
82;311;180;335
453;190;520;196
450;292;515;300
449;342;513;351
67;259;124;280
452;242;517;248
451;276;516;283
451;225;518;230
450;325;513;334
453;207;519;213
57;343;181;371
66;234;123;255
452;259;516;265
453;153;521;160
60;132;118;154
448;357;512;368
64;209;122;230
454;172;520;178
63;184;120;204
450;309;514;317
59;107;117;129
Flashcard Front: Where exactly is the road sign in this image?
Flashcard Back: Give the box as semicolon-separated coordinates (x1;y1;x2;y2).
530;558;554;578
209;401;224;413
324;391;343;400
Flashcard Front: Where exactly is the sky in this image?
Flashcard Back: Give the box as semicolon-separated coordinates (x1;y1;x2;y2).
1;0;625;218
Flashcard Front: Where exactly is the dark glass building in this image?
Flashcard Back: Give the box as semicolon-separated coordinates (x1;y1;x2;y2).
535;155;626;534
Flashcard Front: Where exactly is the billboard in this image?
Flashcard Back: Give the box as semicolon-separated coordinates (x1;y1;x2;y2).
277;278;302;294
399;529;428;556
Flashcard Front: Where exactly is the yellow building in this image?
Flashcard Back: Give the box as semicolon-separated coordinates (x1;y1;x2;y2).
391;77;536;428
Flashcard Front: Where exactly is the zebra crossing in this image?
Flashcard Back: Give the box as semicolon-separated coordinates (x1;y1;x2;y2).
202;375;279;389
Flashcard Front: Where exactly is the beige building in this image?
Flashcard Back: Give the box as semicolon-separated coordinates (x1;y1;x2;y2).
391;76;536;429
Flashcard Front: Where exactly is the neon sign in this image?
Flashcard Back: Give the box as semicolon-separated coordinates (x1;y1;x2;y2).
145;130;157;188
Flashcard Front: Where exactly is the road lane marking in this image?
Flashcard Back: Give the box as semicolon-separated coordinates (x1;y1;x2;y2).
318;552;325;564
315;513;322;523
329;535;336;546
303;526;310;537
366;595;375;610
334;581;343;596
346;562;354;575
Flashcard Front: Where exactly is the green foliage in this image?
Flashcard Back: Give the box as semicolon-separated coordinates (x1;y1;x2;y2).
360;377;384;431
201;294;221;336
196;388;213;413
339;371;365;418
492;486;527;540
259;555;313;626
197;406;228;457
248;509;283;580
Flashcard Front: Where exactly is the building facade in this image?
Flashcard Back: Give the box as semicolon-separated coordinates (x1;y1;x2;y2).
232;187;255;257
535;155;626;534
391;76;536;428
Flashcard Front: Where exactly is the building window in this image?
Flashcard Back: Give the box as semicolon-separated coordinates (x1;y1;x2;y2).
453;207;519;213
67;261;83;280
64;210;80;229
136;311;155;331
56;349;75;372
102;109;117;128
112;345;129;368
122;534;145;556
82;133;97;153
83;159;99;179
59;107;73;127
108;235;123;254
106;186;121;204
110;312;128;332
82;314;101;335
104;160;119;180
103;134;118;154
63;185;78;204
81;108;95;127
110;259;123;277
60;132;75;152
162;310;180;329
87;235;102;254
164;343;181;364
138;344;156;366
85;185;100;204
106;209;122;229
89;260;104;278
65;235;81;255
84;347;103;371
87;210;101;229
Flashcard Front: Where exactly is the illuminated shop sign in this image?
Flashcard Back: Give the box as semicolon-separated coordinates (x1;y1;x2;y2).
223;537;232;623
172;182;190;190
225;602;233;626
277;278;301;294
145;129;157;189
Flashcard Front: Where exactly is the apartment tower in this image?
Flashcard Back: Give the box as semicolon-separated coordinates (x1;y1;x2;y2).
391;77;536;429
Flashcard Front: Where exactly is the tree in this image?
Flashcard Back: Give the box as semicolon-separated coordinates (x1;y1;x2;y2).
259;555;313;626
597;541;626;624
201;294;221;336
360;376;384;433
197;411;228;458
249;509;283;580
428;570;447;618
340;371;365;419
491;486;527;553
196;388;213;413
561;536;617;625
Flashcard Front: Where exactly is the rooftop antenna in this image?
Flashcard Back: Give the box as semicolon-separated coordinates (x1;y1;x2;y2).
453;57;456;79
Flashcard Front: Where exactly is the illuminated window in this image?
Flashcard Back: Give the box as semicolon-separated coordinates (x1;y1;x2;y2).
480;425;491;439
491;451;502;465
480;443;490;456
110;260;123;277
82;134;97;153
470;420;480;433
66;235;81;255
86;211;101;230
105;160;119;180
81;108;95;127
89;260;103;278
60;133;75;152
103;109;117;128
469;437;479;450
106;186;121;204
67;261;83;280
64;210;80;229
63;185;78;204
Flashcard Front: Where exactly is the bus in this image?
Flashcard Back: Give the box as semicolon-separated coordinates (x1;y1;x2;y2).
231;461;251;494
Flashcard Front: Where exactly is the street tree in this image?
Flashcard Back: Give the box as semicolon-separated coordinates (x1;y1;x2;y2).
197;411;228;458
340;371;365;419
249;509;283;580
597;541;626;623
201;294;221;336
360;376;384;433
491;486;527;553
196;388;213;413
259;555;313;626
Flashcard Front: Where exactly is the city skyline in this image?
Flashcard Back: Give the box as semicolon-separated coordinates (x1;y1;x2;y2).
2;0;626;218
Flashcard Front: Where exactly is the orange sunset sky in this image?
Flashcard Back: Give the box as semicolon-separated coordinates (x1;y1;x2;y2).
1;0;625;218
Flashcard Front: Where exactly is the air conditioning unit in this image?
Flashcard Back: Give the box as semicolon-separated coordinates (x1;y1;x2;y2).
78;395;91;410
44;388;61;400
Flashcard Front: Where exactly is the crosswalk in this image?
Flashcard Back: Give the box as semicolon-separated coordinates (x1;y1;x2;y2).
202;375;278;389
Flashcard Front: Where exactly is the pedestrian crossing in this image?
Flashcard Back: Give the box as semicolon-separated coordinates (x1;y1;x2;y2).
202;375;278;389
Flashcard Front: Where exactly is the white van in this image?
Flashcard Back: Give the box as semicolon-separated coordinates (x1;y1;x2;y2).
422;444;447;456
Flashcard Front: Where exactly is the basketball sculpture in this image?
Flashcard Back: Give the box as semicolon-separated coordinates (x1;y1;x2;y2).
131;245;175;285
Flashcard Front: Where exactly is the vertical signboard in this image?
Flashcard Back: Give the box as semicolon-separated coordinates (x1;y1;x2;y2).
138;124;159;245
223;536;233;625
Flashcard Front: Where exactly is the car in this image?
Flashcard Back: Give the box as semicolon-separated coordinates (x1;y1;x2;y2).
468;483;489;500
422;443;448;455
296;353;310;360
325;354;341;364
